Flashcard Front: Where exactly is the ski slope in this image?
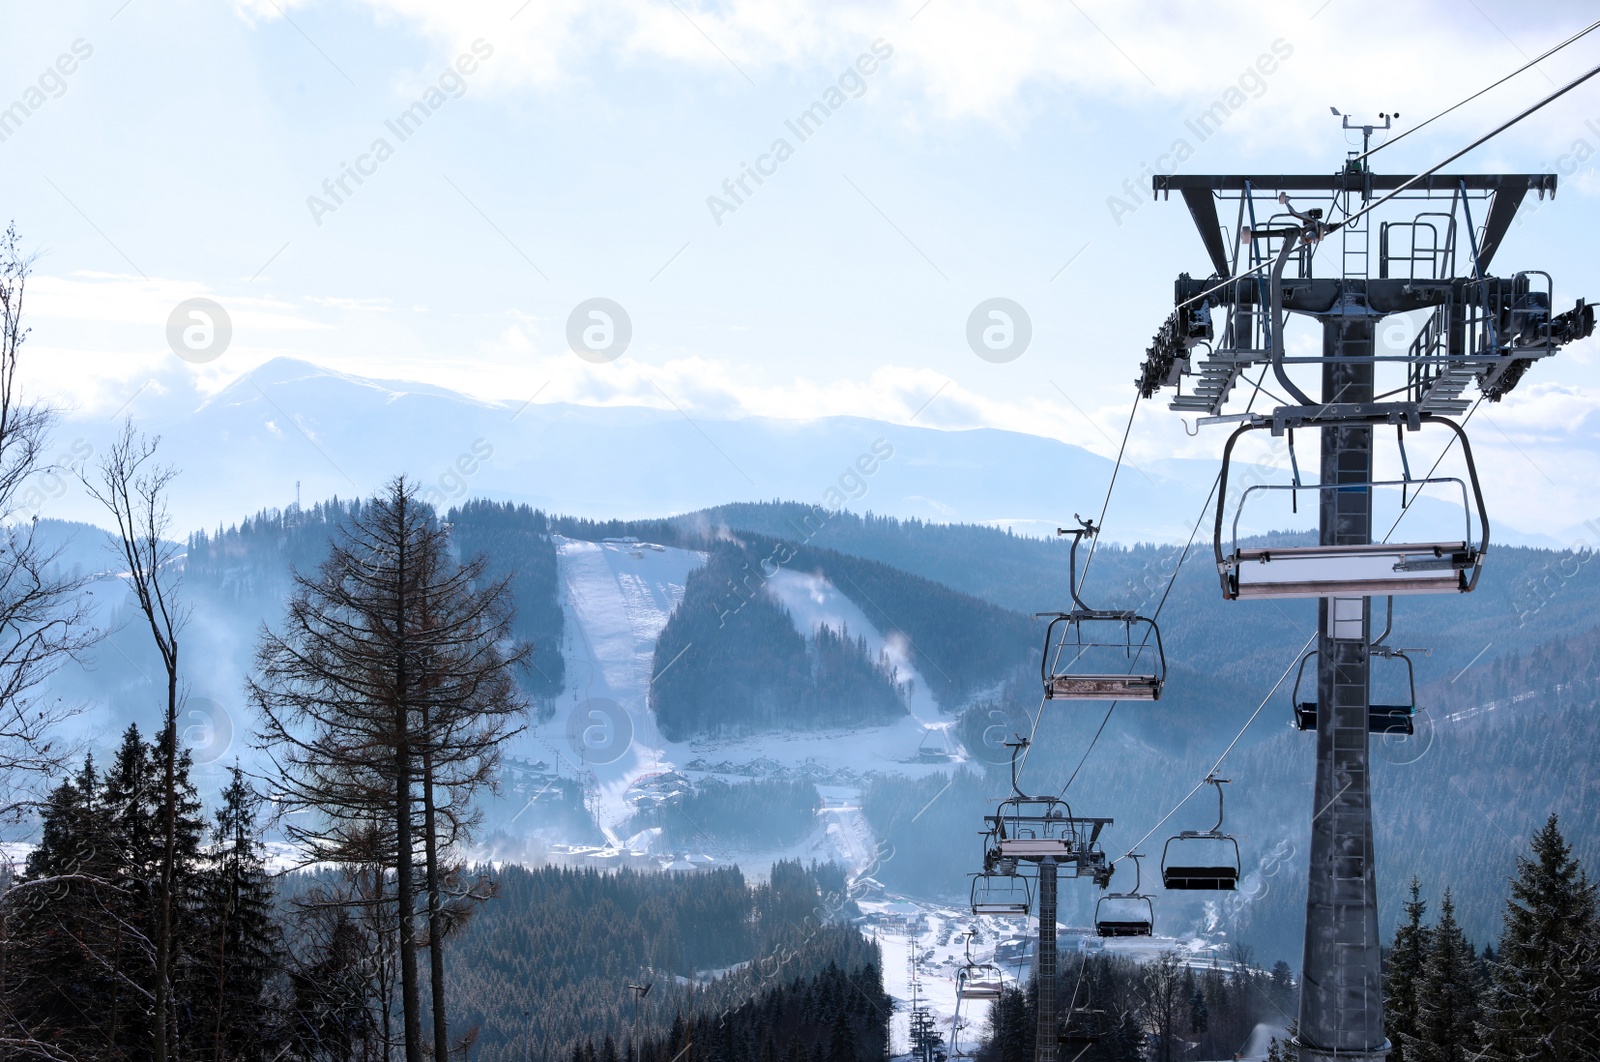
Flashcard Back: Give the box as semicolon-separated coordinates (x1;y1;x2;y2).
507;535;961;870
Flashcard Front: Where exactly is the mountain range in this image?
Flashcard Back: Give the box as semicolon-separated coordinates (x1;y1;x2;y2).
36;357;1560;547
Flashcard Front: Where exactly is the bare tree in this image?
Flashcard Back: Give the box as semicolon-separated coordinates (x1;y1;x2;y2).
0;223;98;827
80;422;187;1062
251;477;527;1062
1137;949;1188;1062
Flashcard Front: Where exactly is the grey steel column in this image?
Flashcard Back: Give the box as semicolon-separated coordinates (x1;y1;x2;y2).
1035;857;1058;1062
1298;317;1389;1060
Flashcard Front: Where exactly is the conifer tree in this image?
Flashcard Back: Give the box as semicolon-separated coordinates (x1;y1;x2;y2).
1478;814;1600;1061
1410;890;1480;1062
1384;878;1431;1062
193;765;284;1060
252;477;527;1062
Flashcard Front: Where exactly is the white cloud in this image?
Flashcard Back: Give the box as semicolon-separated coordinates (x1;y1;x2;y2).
229;0;1600;154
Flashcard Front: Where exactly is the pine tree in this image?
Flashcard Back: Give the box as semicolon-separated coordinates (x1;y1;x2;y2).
1384;878;1431;1062
1410;890;1480;1062
5;757;122;1056
1479;814;1600;1061
251;477;528;1062
4;727;205;1059
192;765;285;1060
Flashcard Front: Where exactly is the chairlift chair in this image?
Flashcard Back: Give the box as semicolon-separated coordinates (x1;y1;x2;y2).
970;872;1032;916
1214;412;1489;600
1291;598;1424;735
1291;651;1418;735
955;931;1005;1001
1094;854;1155;938
1039;518;1167;701
1161;776;1241;891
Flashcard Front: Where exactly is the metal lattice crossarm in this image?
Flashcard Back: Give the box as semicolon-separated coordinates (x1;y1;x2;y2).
1137;170;1594;419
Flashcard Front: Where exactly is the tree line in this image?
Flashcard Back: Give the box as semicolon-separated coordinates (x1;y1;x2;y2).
977;952;1295;1062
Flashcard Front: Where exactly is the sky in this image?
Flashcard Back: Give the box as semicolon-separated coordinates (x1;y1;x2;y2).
5;0;1600;535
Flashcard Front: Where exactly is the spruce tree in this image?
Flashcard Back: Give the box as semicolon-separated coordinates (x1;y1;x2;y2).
5;758;120;1056
1384;878;1430;1062
1410;890;1480;1062
193;765;285;1060
1479;814;1600;1061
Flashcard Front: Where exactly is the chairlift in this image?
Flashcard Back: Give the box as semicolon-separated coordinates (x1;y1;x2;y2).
1038;517;1166;700
970;872;1031;916
1291;597;1424;735
955;931;1005;1001
1094;854;1155;938
1291;651;1418;735
1161;776;1241;891
1214;412;1489;600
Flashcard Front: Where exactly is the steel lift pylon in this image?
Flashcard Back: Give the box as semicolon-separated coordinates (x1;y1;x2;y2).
1139;114;1593;1062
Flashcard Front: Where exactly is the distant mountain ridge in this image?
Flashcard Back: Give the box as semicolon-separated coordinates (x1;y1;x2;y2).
44;357;1561;547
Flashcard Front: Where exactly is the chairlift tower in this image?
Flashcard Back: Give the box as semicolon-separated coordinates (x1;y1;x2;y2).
973;740;1112;1062
1140;114;1593;1062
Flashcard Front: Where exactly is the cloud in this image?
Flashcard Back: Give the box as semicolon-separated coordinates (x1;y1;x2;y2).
230;0;1600;150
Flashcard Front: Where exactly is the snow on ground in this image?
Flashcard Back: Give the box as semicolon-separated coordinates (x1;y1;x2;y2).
510;536;964;873
862;896;1233;1057
764;569;950;732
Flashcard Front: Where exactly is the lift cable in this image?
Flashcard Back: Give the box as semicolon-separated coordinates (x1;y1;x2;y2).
1055;363;1272;796
1335;56;1600;235
1015;391;1144;782
1080;392;1143;584
1108;633;1313;871
1356;16;1600;163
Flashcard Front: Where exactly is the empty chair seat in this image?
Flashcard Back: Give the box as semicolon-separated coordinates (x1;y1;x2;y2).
1047;673;1162;700
1226;541;1477;599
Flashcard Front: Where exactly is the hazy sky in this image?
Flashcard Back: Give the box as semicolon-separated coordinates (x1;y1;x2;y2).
5;0;1600;531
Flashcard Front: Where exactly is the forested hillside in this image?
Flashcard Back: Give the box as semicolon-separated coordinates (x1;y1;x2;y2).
445;861;881;1062
649;542;910;740
449;500;567;707
620;961;892;1062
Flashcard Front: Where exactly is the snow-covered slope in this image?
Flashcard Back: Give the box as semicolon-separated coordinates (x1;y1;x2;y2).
504;534;963;871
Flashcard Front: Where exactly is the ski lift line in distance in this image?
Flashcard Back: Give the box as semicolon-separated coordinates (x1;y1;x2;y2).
1213;411;1490;600
1160;776;1241;891
1094;853;1154;938
1037;517;1167;701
